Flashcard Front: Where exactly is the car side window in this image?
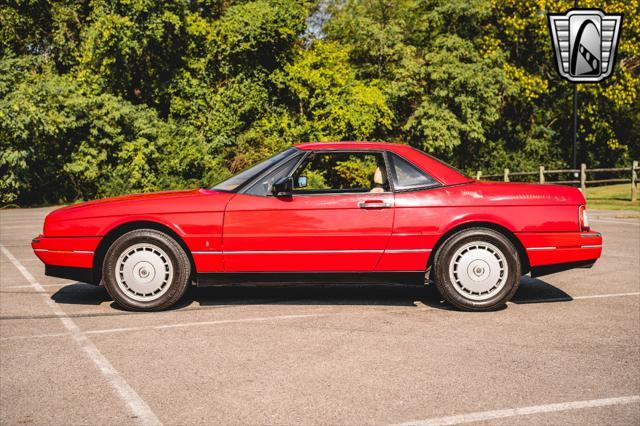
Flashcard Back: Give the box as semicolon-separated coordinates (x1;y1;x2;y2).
244;155;303;196
292;152;390;194
389;153;439;190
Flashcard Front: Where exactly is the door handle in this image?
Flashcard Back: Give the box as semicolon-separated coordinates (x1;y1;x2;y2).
358;200;393;209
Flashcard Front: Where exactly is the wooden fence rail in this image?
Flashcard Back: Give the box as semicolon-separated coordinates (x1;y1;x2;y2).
476;161;638;202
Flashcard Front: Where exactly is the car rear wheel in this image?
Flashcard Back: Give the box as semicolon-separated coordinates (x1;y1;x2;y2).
103;229;191;311
433;228;521;311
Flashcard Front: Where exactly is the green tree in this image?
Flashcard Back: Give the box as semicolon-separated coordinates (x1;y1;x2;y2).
1;0;638;205
0;57;213;204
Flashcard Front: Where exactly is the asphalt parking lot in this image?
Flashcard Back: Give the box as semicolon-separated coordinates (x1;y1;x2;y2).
1;207;638;425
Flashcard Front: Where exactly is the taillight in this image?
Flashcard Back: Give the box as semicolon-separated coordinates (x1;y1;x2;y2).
579;205;590;231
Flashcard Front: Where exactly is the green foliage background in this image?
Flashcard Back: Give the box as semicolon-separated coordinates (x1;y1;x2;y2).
1;0;638;205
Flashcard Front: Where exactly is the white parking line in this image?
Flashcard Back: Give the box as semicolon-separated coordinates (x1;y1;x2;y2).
394;395;640;426
2;282;71;289
517;291;640;304
574;291;640;300
0;313;343;341
0;244;161;426
0;258;40;262
2;291;639;342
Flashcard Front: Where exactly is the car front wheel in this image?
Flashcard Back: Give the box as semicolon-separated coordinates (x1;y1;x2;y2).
433;228;521;311
102;229;191;311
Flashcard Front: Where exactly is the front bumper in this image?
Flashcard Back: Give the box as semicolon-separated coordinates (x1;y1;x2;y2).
517;230;602;276
31;235;100;268
31;235;101;283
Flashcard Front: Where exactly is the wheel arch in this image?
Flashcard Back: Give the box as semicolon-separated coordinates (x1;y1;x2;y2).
93;221;196;284
427;221;530;276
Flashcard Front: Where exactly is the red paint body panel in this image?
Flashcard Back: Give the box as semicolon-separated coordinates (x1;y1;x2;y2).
518;231;603;266
192;252;224;272
31;142;602;281
32;236;100;268
223;192;394;272
527;246;602;266
375;251;431;271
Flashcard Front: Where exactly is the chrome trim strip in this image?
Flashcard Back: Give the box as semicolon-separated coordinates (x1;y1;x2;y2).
196;246;598;255
193;249;431;255
226;249;384;254
33;249;94;254
527;245;602;251
385;249;432;253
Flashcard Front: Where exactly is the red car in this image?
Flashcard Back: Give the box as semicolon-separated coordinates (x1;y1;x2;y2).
32;142;602;311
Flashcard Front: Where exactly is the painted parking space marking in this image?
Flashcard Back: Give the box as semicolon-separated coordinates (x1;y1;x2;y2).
2;291;639;342
0;244;161;426
0;313;344;341
2;282;71;289
516;291;640;304
0;257;40;262
573;291;640;299
395;395;640;426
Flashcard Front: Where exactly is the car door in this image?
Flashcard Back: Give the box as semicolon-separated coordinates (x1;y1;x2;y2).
375;152;443;272
222;150;395;272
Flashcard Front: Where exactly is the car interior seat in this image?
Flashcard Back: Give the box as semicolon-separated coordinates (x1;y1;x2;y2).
370;167;386;193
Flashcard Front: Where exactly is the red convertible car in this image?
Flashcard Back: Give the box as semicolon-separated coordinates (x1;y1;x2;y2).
32;142;602;311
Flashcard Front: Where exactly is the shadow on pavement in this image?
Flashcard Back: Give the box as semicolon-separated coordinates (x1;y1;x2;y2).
49;276;573;311
50;283;111;305
190;284;454;310
511;276;573;304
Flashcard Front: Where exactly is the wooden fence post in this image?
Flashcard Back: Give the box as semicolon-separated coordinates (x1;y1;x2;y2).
580;163;587;193
476;170;482;180
504;169;509;182
539;166;545;184
632;161;638;202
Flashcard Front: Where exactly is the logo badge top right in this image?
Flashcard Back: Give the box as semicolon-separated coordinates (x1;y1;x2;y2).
548;9;623;83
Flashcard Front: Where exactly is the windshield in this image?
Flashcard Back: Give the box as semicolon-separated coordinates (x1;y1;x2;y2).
211;148;298;192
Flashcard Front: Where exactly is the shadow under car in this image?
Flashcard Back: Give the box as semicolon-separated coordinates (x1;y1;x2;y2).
49;276;573;311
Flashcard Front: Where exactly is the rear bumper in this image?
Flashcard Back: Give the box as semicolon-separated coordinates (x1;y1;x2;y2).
530;260;596;278
517;230;602;272
31;235;100;269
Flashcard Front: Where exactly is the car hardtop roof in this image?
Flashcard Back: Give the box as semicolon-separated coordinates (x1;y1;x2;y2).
294;141;408;151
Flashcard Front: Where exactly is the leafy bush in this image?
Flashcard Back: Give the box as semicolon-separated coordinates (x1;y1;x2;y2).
1;0;638;205
0;57;213;204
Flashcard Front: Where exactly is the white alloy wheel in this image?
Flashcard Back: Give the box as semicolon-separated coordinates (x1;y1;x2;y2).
448;241;508;301
114;243;174;302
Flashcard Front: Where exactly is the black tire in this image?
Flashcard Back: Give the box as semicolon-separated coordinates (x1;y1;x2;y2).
433;228;521;311
102;229;191;311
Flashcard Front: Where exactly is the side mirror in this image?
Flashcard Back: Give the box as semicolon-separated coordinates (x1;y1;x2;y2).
272;176;293;196
297;176;308;188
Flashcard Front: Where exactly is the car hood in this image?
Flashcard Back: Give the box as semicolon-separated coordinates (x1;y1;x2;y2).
46;188;232;223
